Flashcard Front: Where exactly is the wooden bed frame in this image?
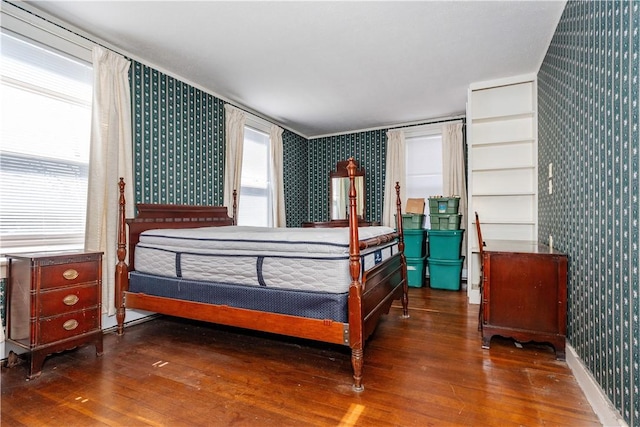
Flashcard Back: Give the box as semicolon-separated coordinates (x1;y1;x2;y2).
115;158;409;391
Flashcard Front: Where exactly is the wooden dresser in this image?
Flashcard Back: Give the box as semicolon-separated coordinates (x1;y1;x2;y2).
6;250;104;378
481;240;567;360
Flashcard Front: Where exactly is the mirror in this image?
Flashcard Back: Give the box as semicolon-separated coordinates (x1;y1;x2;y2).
330;160;365;220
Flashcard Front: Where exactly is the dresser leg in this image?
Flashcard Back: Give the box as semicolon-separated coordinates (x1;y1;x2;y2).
95;334;104;357
552;337;566;361
28;351;46;380
481;335;491;350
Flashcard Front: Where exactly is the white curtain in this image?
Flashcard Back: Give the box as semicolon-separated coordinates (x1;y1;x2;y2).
269;124;286;227
382;129;406;227
85;46;134;316
223;104;246;219
442;122;467;260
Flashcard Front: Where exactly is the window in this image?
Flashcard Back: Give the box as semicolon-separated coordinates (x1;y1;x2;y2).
405;126;443;228
0;31;93;253
237;125;272;227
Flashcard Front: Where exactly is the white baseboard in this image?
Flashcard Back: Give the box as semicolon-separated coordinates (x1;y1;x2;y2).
566;343;627;427
101;308;154;331
467;288;481;304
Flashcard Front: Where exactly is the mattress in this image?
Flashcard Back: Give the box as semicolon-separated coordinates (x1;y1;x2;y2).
135;225;399;293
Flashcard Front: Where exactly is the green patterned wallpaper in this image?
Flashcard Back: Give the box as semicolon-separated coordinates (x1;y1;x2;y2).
307;130;387;222
130;61;309;225
538;1;639;424
131;61;225;206
282;130;309;227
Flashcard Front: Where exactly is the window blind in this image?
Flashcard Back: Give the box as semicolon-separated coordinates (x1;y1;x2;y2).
405;133;443;200
0;31;92;253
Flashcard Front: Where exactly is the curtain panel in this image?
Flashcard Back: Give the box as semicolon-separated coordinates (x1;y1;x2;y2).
382;129;406;227
223;104;246;218
442;122;467;262
85;46;134;316
269;124;286;227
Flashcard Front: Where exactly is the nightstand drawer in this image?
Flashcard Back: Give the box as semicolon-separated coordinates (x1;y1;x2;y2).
38;309;100;345
40;261;100;290
39;284;100;318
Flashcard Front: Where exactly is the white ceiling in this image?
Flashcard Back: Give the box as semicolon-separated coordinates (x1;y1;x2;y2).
27;1;566;138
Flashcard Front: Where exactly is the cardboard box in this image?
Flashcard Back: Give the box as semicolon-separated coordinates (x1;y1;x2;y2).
406;198;425;214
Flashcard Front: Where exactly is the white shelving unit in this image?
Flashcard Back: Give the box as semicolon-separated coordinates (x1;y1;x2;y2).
466;74;538;304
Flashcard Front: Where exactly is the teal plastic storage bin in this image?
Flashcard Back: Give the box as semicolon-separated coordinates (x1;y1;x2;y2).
428;257;463;290
428;229;464;260
397;214;425;230
406;256;427;288
429;213;462;230
404;229;427;258
428;197;460;214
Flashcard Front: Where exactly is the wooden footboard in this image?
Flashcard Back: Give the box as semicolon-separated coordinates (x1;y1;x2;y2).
115;157;408;391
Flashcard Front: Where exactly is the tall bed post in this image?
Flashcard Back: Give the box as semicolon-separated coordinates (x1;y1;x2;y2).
396;181;409;318
346;158;365;392
232;189;237;225
115;178;129;335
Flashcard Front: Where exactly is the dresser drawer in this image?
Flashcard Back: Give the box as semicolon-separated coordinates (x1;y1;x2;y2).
40;261;100;290
39;284;99;318
38;309;100;345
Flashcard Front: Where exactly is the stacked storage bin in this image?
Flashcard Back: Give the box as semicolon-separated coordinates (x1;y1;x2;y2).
427;197;464;290
399;213;427;287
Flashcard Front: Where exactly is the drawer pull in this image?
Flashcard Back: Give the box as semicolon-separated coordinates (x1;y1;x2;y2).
63;269;79;280
63;319;79;331
63;295;79;306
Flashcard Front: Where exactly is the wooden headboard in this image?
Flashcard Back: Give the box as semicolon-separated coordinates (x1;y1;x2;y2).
125;197;236;271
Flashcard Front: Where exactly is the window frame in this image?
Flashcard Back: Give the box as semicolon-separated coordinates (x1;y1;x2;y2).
236;115;274;227
404;124;444;228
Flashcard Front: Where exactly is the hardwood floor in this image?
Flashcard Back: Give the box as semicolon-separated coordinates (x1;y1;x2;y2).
1;287;600;426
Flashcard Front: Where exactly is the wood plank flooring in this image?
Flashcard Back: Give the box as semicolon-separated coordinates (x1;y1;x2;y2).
1;287;600;426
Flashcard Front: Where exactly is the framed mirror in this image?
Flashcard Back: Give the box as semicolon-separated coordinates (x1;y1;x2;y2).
330;160;365;220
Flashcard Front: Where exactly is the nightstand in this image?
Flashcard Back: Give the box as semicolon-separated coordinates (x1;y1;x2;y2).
6;250;104;379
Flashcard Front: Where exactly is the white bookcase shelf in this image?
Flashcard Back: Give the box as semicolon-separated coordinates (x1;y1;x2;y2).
471;111;534;123
471;138;535;147
472;219;536;225
472;191;536;196
472;165;535;173
466;75;538;304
